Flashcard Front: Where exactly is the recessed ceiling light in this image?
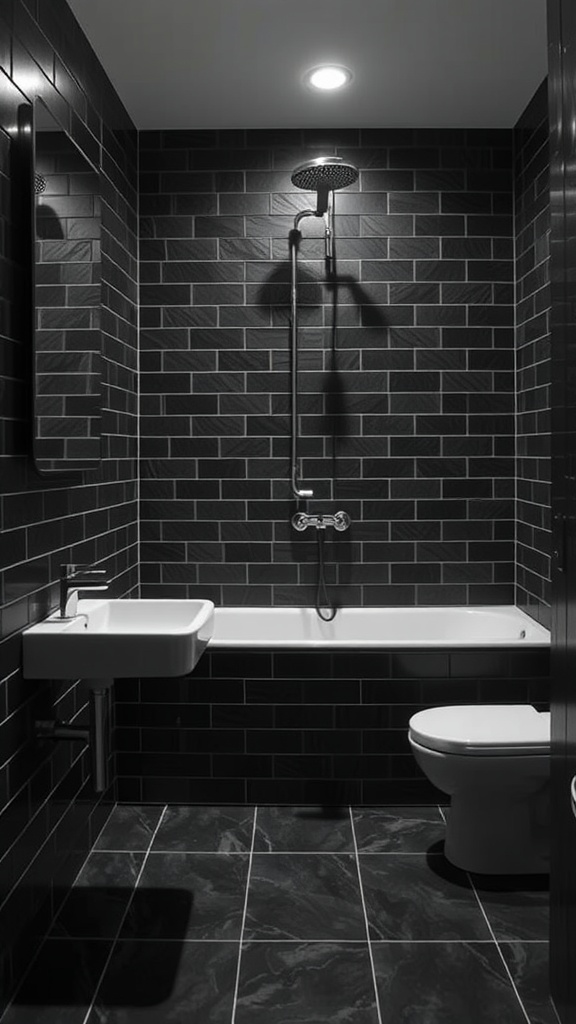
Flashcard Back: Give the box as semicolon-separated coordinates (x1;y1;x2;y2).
305;65;353;91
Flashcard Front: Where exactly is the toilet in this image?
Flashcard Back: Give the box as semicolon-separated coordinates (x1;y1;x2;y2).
408;704;550;875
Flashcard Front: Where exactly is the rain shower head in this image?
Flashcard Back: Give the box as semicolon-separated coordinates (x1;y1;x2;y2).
291;156;358;215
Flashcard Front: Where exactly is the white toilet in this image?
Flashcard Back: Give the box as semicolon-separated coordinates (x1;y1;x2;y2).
408;704;550;874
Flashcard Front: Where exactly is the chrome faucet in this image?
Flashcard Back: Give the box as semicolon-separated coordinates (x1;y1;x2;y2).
59;564;109;619
291;511;351;532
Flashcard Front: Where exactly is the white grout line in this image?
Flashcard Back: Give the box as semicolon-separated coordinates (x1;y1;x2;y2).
87;802;119;858
467;872;532;1024
80;803;168;1024
230;806;258;1024
136;130;141;599
47;934;506;944
350;806;384;1024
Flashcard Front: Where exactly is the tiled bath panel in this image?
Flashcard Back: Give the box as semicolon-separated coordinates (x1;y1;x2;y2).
1;805;558;1024
115;645;550;804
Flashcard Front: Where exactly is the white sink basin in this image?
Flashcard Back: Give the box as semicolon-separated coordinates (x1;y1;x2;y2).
22;599;215;680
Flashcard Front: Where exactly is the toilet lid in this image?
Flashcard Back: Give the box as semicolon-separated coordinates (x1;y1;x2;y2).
409;705;550;756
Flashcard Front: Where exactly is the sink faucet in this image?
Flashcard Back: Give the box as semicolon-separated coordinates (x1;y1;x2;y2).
59;564;109;619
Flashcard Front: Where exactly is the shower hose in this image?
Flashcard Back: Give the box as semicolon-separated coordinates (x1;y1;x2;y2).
316;530;337;622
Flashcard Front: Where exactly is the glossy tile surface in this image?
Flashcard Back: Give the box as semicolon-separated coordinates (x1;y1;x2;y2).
372;941;529;1024
51;853;144;939
254;805;354;852
245;853;365;940
121;853;249;940
1;805;556;1024
360;852;492;940
352;806;446;853
94;807;164;852
151;806;255;852
88;941;238;1023
470;874;550;941
235;942;379;1024
500;943;560;1024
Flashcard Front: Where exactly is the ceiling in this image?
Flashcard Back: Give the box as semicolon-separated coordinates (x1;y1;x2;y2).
66;0;548;130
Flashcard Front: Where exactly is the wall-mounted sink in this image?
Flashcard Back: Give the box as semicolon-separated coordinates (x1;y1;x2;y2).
22;599;214;680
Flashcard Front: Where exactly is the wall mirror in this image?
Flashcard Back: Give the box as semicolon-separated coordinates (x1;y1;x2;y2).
33;98;102;473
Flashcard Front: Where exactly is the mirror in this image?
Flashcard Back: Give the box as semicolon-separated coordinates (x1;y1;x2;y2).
33;98;102;473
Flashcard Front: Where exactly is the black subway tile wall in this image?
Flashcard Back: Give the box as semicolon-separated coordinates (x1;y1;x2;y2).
0;0;137;1008
115;645;550;805
35;128;101;469
515;82;551;627
138;127;517;608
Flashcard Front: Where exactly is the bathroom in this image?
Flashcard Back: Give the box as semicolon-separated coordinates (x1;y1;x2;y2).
0;0;571;1020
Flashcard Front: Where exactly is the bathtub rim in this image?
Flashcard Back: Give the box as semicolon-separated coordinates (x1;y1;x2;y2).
208;604;551;648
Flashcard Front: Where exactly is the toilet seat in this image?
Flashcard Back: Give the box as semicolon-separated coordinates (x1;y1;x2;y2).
409;705;550;756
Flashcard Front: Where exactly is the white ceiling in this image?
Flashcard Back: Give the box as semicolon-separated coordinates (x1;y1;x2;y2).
66;0;548;130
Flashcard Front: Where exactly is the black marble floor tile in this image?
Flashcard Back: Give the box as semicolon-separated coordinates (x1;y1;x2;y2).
2;939;111;1024
235;942;379;1024
372;941;529;1024
244;853;366;940
352;805;446;853
151;806;255;852
359;853;492;941
471;874;550;941
87;940;238;1024
500;942;560;1024
94;807;164;852
51;853;144;939
120;852;249;941
253;805;354;852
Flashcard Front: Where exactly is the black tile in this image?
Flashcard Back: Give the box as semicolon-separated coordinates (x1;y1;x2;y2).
4;939;111;1023
359;853;492;940
151;806;255;852
88;941;238;1023
245;853;365;940
500;943;558;1024
254;806;354;852
352;806;446;853
121;852;249;941
94;806;164;851
51;853;143;939
235;942;379;1024
372;942;530;1024
471;875;550;942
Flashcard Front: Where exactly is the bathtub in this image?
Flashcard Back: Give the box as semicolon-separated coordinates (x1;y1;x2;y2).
209;605;550;648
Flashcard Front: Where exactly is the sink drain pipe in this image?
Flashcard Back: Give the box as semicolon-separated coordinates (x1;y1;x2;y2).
36;684;111;793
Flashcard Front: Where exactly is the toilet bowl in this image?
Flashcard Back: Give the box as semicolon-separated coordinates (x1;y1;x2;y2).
408;704;550;874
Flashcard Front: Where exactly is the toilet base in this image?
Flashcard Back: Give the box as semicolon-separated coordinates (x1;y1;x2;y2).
444;786;550;875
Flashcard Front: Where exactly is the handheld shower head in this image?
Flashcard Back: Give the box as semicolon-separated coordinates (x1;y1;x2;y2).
291;156;358;215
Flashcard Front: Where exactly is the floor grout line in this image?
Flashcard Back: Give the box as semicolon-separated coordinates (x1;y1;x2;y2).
467;872;533;1024
230;805;258;1024
44;934;522;944
350;806;384;1024
1;804;553;1024
80;803;169;1024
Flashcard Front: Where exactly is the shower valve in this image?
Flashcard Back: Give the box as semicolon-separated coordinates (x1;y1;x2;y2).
291;511;351;532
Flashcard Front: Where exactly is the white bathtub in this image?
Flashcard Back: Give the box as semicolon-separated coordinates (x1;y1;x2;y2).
209;605;550;648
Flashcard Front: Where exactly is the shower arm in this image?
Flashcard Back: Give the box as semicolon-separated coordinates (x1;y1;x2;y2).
290;198;335;500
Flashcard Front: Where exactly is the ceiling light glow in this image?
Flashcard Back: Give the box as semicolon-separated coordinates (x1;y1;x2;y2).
306;65;352;91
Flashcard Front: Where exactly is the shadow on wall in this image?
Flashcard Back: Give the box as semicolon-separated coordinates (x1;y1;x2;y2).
256;261;390;467
35;204;64;240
